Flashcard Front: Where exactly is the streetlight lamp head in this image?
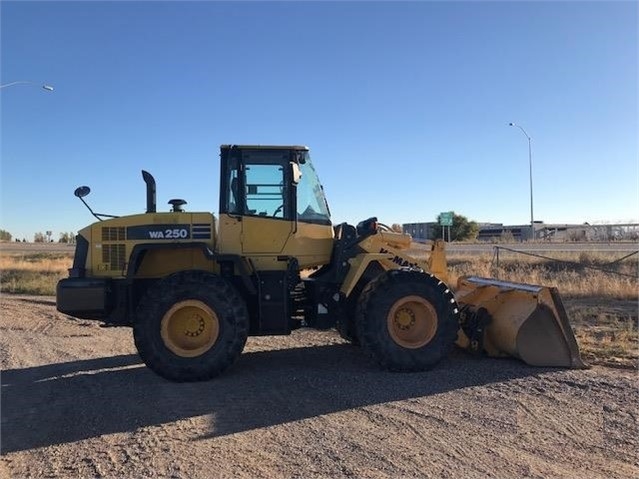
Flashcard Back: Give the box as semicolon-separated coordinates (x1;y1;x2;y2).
509;122;515;126
42;85;54;92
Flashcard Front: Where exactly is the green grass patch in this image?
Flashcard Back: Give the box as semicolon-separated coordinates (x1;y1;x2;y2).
18;252;73;262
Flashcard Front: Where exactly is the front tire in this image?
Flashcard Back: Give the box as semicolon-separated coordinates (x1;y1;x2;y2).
133;270;249;382
356;269;459;371
336;317;359;345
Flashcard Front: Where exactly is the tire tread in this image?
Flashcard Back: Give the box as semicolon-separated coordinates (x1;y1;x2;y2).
133;270;249;382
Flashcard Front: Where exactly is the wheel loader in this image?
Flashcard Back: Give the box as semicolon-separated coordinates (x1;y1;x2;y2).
56;145;585;381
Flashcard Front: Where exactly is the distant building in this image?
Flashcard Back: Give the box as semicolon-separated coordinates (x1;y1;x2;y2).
404;221;533;242
402;222;438;242
402;221;639;242
476;224;532;241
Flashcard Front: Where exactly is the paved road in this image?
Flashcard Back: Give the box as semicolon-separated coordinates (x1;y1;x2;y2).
0;243;76;254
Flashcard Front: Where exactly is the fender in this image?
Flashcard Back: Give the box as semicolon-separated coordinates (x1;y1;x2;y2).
340;253;391;297
127;242;256;294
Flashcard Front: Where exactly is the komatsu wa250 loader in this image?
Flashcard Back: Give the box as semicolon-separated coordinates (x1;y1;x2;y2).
57;145;585;381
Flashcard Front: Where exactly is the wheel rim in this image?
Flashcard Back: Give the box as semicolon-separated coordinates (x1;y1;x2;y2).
160;300;220;357
387;295;438;349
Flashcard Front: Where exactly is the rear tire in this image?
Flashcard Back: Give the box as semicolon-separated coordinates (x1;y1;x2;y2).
133;270;249;382
356;269;459;371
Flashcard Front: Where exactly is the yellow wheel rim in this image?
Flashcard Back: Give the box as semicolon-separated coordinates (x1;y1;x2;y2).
160;300;219;357
387;295;438;349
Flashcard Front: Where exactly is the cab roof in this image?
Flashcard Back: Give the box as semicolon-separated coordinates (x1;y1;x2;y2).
220;144;309;151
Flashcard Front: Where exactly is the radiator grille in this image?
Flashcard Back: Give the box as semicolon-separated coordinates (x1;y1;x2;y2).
102;244;126;271
102;227;125;241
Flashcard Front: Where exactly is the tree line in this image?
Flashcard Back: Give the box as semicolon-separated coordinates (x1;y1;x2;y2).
0;229;76;243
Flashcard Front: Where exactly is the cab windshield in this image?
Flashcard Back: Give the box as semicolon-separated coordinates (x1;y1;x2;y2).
297;152;331;225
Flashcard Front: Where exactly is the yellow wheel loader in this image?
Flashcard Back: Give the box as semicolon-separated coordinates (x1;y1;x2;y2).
56;145;585;381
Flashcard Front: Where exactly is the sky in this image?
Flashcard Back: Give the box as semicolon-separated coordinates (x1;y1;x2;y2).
1;0;637;241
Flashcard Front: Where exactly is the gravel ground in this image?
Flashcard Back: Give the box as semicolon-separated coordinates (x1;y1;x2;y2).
1;294;637;478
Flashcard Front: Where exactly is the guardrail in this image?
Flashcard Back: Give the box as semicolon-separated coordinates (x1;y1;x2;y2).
490;246;638;279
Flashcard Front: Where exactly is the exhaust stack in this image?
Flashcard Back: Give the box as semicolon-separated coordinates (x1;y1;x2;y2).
142;170;156;213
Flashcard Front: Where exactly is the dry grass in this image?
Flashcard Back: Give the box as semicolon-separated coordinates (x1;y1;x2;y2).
444;251;638;368
0;252;72;295
446;251;638;300
562;298;638;369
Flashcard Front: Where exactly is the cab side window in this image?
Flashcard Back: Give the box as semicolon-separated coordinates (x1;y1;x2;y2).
244;163;286;218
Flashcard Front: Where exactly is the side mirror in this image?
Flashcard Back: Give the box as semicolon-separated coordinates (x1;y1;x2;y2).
74;186;91;198
72;183;119;221
291;162;302;184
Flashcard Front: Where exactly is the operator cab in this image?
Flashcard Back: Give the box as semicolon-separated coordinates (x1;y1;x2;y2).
219;145;331;225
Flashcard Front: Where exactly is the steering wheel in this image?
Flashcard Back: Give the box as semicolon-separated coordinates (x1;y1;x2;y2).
272;204;284;217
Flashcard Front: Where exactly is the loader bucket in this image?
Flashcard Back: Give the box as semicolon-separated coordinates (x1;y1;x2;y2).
455;276;587;369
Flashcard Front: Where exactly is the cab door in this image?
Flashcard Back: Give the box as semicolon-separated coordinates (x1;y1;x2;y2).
240;161;294;254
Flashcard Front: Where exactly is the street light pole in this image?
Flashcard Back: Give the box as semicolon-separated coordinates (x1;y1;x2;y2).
509;122;534;241
0;81;54;91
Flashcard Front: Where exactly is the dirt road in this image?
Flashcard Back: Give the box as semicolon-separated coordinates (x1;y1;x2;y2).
1;294;637;478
